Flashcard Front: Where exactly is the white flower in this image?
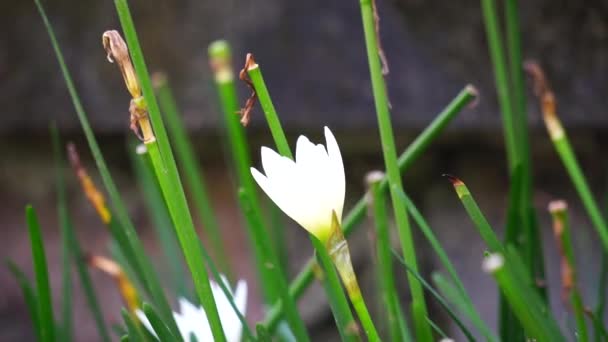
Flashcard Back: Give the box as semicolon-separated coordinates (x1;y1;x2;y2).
137;277;247;342
251;126;345;243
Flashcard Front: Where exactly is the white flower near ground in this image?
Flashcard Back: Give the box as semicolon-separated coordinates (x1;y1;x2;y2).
250;126;346;243
137;277;247;342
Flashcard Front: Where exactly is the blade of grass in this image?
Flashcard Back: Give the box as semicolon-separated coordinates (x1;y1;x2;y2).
238;189;310;341
34;0;180;336
51;124;73;342
263;85;476;327
549;201;589;342
356;1;431;337
483;251;565;341
208;42;281;304
130;143;187;298
122;309;144;342
113;1;226;339
7;261;41;341
369;174;409;341
527;63;608;252
154;77;233;278
395;187;496;341
26;205;56;342
593;251;607;342
432;272;493;340
391;250;475;342
142;303;177;341
135;144;256;341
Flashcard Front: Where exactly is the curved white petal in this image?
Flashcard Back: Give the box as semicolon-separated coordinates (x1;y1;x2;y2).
251;126;346;242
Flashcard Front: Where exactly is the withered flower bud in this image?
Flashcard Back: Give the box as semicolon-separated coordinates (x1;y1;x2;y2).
103;30;141;99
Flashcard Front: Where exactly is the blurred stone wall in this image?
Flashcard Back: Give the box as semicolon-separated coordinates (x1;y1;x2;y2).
1;0;608;340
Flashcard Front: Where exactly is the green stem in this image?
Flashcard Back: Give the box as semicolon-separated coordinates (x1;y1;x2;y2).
237;189;310;341
327;219;380;342
551;134;608;252
263;86;476;329
113;1;227;340
26;206;56;342
370;176;407;341
51;126;73;342
35;0;180;335
481;0;518;171
209;42;279;303
549;203;589;342
155;78;233;278
358;0;431;339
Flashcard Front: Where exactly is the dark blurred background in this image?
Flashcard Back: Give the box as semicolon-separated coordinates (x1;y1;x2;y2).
2;0;608;340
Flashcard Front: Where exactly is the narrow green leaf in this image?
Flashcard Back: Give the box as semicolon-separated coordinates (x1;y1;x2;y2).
25;205;56;342
50;125;74;342
122;309;144;342
371;178;408;341
391;250;475;342
142;303;177;341
130;143;187;298
395;187;496;341
34;0;180;335
7;261;41;341
155;78;233;278
356;0;431;337
238;189;310;341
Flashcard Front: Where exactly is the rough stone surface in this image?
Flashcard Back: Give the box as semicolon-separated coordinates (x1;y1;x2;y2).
2;0;608;134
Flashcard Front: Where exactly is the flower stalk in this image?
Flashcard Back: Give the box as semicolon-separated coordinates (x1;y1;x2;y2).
106;3;226;338
526;62;608;253
326;212;380;341
357;0;431;339
548;201;589;342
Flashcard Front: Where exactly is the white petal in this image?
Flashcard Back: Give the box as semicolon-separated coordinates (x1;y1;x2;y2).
324;126;345;220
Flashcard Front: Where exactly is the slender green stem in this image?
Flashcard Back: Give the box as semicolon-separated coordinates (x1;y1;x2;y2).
553;136;608;252
51;126;73;342
131;144;187;298
143;139;224;341
370;176;407;341
209;42;280;303
549;202;589;342
135;144;255;341
26;206;56;342
7;262;41;341
155;78;233;278
246;65;291;157
263;86;475;327
397;189;496;341
142;303;177;341
238;189;310;341
327;218;379;341
35;0;179;335
392;251;476;342
114;1;228;340
594;250;607;342
358;0;431;339
481;0;518;171
483;253;565;341
312;238;360;341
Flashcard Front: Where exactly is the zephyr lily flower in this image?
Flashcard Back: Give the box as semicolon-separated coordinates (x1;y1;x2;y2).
251;127;380;341
137;277;247;342
250;126;345;243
